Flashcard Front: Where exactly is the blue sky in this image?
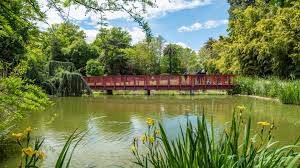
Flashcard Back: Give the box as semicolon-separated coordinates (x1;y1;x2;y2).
39;0;230;51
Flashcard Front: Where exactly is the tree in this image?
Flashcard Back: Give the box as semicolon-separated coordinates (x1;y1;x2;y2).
44;22;86;62
86;59;104;76
64;39;98;73
0;0;44;72
227;0;300;77
161;44;182;74
93;27;132;75
122;36;165;75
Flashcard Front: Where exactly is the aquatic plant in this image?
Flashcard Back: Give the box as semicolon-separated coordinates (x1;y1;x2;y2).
232;77;300;105
279;81;300;105
12;127;46;167
12;128;86;168
131;108;300;167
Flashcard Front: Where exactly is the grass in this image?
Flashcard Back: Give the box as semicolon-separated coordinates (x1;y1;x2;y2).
131;108;300;167
232;77;300;105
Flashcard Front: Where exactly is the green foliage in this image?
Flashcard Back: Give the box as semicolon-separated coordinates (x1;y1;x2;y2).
201;1;300;78
132;112;300;167
0;0;45;71
232;76;300;104
122;37;164;75
49;60;75;77
279;81;300;105
12;127;46;167
93;27;132;75
45;71;92;96
161;44;183;74
12;128;86;168
86;59;104;76
63;39;98;73
0;76;50;131
55;130;87;168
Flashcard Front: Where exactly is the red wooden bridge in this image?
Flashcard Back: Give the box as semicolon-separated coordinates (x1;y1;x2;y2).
83;75;235;92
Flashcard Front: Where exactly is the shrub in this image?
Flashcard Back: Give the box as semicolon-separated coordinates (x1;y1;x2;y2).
86;59;104;76
0;76;50;131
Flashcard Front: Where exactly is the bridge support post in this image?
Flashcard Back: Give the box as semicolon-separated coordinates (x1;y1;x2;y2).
190;90;195;96
145;90;151;96
106;90;113;95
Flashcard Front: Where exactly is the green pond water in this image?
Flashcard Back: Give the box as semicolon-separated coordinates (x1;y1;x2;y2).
1;95;300;167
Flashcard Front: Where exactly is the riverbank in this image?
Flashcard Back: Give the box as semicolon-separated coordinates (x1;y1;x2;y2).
232;77;300;105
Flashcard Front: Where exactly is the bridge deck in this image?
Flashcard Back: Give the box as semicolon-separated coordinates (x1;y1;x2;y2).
84;75;235;91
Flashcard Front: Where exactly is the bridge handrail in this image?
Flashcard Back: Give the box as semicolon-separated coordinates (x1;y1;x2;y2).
83;74;236;90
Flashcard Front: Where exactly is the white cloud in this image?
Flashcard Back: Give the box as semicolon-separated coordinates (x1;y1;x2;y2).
127;27;146;44
37;0;212;29
82;27;145;44
36;0;212;44
82;29;98;43
145;0;211;19
175;42;189;48
178;19;228;32
164;42;191;49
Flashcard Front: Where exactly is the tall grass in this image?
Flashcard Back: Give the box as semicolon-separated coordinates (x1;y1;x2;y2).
232;77;300;105
131;110;300;167
279;81;300;105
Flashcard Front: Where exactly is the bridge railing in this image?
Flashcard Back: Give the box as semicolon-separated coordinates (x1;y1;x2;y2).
83;74;235;90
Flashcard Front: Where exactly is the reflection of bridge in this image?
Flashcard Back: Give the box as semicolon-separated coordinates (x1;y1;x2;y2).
83;75;235;94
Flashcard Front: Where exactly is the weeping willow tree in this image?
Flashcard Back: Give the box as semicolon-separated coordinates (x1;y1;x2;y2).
44;61;92;96
48;60;75;76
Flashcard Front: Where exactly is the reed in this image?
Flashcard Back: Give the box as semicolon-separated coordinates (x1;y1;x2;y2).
233;77;300;105
279;81;300;105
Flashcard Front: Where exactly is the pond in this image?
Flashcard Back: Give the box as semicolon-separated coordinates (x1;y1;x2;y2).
1;95;300;167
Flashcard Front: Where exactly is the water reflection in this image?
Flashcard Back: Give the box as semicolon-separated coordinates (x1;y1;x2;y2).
1;96;299;167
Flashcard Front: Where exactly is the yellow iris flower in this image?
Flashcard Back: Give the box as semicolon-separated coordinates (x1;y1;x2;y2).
131;146;136;152
22;147;34;157
146;118;154;126
237;105;246;112
38;151;46;160
12;133;23;141
24;127;32;134
257;121;270;126
149;136;155;143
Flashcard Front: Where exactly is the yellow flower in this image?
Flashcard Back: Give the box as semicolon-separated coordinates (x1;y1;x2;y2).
155;129;160;135
38;151;46;160
130;146;136;152
24;127;32;134
149;136;155;143
22;147;34;157
146;118;154;126
140;135;147;143
12;133;23;141
257;121;270;126
237;105;246;112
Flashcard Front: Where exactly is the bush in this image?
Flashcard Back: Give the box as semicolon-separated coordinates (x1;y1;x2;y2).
86;59;104;76
0;76;50;131
131;108;300;167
